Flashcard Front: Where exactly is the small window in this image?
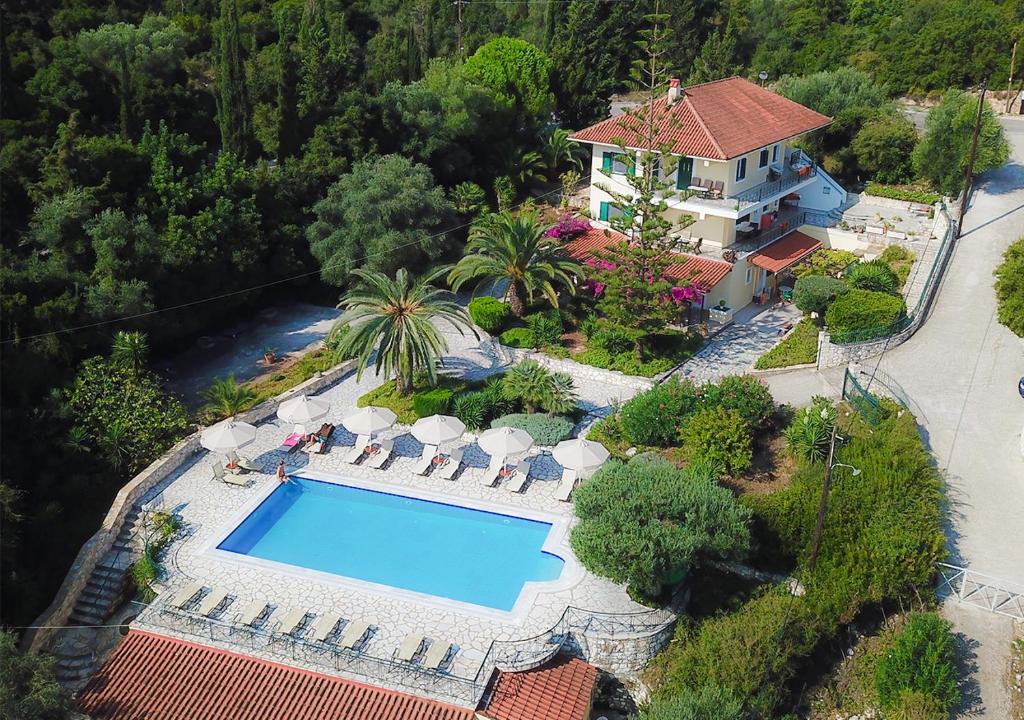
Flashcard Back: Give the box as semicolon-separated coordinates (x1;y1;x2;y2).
772;144;779;162
736;157;747;181
599;201;627;222
823;186;832;195
602;152;629;175
762;205;769;212
745;268;753;284
759;148;769;168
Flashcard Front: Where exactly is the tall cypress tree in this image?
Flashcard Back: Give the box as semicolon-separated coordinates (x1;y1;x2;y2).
298;0;331;117
217;0;252;158
275;2;302;159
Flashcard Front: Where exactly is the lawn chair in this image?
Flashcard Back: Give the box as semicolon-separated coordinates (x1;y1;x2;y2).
236;455;261;472
688;176;704;192
412;444;439;476
505;459;532;493
423;641;458;672
280;432;304;454
396;634;426;663
710;180;724;197
436;447;464;480
366;438;394;469
213;461;248;488
167;582;203;610
234;600;273;630
345;434;371;464
555;467;578;502
273;608;309;639
338;619;372;651
195;588;230;618
480;454;506;487
310;613;344;644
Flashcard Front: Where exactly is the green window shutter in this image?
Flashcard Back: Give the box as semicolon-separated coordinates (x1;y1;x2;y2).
676;157;693;189
599;202;610;221
626;158;636;176
602;152;613;172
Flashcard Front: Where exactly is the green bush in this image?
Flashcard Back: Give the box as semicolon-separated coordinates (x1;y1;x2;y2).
793;275;849;317
571;455;751;599
864;181;941;205
452;392;487;430
755;319;819;369
792;248;859;278
994;237;1024;337
502;360;578;414
620;378;702;447
876;612;960;712
680;407;753;476
879;244;916;288
524;308;564;346
468;296;511;334
848;259;900;294
412;387;454;417
131;546;160;603
825;288;907;341
585;414;633;460
785;397;836;464
701;375;775;428
591;324;641;354
490;413;574;445
638;684;744;720
359;375;476;424
499;327;536;348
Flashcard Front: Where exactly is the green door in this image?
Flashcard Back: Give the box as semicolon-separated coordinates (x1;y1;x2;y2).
676;157;694;189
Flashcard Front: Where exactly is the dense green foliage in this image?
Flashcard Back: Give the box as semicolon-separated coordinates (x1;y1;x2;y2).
825;288;907;341
848;259;901;294
411;387;454;418
200;374;258;422
994;237;1024;338
571;455;751;598
792;249;859;279
490;413;575;445
467;297;510;334
0;630;69;719
754;318;819;369
785;396;836;464
501;360;577;414
638;684;744;720
679;407;753;476
852;114;918;184
794;275;850;318
864;182;942;206
498;327;536;348
879;244;917;288
876;612;960;713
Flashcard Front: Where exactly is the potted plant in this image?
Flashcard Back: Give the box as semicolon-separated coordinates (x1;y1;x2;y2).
263;346;277;365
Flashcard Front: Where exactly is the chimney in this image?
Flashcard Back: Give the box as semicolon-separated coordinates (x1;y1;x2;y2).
667;78;683;105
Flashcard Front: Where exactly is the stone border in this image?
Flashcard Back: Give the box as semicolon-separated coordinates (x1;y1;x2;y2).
749;361;819;376
23;359;358;654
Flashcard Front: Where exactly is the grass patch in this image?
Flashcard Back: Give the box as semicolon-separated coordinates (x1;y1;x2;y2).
754;319;819;369
357;375;478;424
249;349;339;402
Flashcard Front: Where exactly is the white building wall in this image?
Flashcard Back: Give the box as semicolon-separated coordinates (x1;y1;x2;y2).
795;170;847;212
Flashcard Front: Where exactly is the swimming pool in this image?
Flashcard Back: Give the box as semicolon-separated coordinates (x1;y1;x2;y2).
217;477;565;611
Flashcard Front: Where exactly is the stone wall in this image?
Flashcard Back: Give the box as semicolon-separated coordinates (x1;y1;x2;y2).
577;622;677;674
23;358;358;653
502;345;655;392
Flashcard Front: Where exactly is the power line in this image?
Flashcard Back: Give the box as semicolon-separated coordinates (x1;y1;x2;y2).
1;186;567;344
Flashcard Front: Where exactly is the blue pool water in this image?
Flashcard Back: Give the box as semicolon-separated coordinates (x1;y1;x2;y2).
218;477;565;611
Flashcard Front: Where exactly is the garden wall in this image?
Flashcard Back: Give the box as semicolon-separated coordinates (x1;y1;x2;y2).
23;359;358;654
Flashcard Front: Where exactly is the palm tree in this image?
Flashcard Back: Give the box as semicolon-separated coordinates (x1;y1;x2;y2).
542;371;578;415
501;360;577;415
514;150;548;189
201;375;258;420
335;267;474;396
448;210;580;317
111;331;149;375
544;128;586;174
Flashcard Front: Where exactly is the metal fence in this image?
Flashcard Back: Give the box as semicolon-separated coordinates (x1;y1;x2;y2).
937;563;1024;621
841;368;885;425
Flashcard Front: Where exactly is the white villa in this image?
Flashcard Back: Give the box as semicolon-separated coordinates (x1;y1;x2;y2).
569;76;848;317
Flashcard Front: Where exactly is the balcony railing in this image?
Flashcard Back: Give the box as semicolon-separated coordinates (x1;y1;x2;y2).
731;211;807;254
733;163;816;209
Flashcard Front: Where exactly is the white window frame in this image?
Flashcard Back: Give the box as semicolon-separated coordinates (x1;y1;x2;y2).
736;157;747;182
772;144;779;162
759;148;769;168
745;267;753;285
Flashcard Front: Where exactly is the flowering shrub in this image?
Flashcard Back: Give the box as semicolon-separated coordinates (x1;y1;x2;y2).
583;257;703;304
544;215;592;240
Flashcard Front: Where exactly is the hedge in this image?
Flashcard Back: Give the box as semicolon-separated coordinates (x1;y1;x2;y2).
864;182;941;206
848;259;900;294
490;413;574;445
754;319;819;369
499;327;536;348
468;296;510;334
825;288;906;342
412;387;453;417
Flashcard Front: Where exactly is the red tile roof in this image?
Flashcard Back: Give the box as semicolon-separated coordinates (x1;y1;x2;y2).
747;230;823;273
564;227;733;289
76;630;475;720
481;655;598;720
571;76;831;160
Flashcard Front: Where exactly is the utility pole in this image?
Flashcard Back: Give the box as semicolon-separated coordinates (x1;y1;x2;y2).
957;78;988;238
454;0;465;58
807;421;838;573
1006;41;1018;113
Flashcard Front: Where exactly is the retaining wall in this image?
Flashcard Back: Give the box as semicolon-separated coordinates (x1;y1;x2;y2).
24;359;358;653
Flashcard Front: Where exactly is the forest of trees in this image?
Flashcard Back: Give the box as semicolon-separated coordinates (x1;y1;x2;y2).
1;0;1021;627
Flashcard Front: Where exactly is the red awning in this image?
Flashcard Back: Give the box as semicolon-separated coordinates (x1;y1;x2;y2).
747;231;822;273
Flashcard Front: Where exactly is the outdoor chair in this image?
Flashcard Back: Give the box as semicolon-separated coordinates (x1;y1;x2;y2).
236;455;261;472
280;432;304;454
345;434;371;464
195;588;230;618
412;444;439;476
273;608;309;640
338;619;372;651
366;438;394;469
396;634;426;663
688;176;704;191
234;600;273;630
436;447;464;480
167;582;203;610
480;455;507;487
710;180;724;197
505;459;532;493
555;467;578;502
423;641;458;672
310;613;344;644
214;461;248;488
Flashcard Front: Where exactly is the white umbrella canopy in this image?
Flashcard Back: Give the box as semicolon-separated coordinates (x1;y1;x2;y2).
411;415;466;446
478;426;534;458
552;438;610;471
277;394;331;426
341;406;397;437
201;418;257;453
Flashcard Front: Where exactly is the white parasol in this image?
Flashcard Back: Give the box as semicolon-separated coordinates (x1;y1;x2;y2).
552;438;610;472
201;418;257;453
411;415;466;446
341;406;398;437
277;394;331;427
478;426;534;458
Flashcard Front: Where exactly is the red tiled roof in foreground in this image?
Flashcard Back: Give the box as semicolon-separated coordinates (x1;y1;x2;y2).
571;76;832;160
747;230;823;273
563;227;733;289
481;655;598;720
76;630;474;720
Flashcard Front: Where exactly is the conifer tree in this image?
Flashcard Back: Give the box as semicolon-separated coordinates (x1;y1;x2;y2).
217;0;252;158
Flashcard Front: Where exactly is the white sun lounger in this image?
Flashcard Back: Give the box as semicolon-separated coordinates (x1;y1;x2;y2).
366;438;394;469
237;455;261;472
555;467;578;501
436;447;464;480
311;613;343;643
506;460;532;493
480;455;506;486
275;608;308;637
423;641;456;671
168;582;202;609
339;619;372;650
397;634;425;662
195;588;229;617
235;600;271;628
412;444;439;476
345;434;371;464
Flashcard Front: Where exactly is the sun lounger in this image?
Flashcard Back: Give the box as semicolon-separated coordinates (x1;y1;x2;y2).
275;608;309;637
339;619;372;650
436;447;464;480
211;462;227;481
167;582;203;610
308;423;335;454
555;467;578;502
423;641;457;671
235;600;272;628
366;438;394;469
237;455;261;472
412;444;439;476
345;434;371;464
310;613;344;643
506;460;532;493
396;634;425;663
195;588;230;617
280;432;304;453
480;455;506;486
